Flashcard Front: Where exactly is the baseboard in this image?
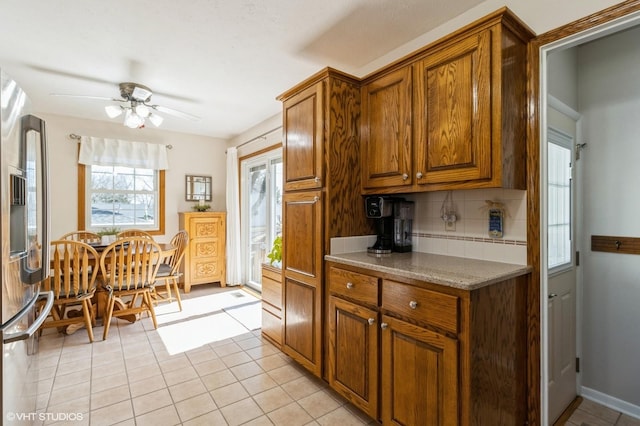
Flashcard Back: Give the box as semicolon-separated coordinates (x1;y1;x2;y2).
581;387;640;419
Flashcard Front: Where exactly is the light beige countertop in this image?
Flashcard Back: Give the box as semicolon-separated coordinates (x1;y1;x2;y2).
325;251;531;291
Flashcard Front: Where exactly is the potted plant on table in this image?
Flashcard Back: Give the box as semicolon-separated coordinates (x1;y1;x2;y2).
96;227;120;245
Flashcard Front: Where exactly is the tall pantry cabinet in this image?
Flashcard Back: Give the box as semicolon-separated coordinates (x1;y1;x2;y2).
277;68;372;377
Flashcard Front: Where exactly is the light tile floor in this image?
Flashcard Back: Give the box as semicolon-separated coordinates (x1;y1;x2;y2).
34;286;376;426
563;398;640;426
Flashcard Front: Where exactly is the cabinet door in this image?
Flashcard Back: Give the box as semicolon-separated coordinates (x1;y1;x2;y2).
328;296;379;419
282;190;323;376
415;29;492;186
381;315;458;426
282;81;324;191
361;66;413;189
282;191;323;284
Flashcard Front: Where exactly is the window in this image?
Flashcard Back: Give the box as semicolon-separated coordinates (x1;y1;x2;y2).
240;148;283;291
547;128;573;270
78;164;165;235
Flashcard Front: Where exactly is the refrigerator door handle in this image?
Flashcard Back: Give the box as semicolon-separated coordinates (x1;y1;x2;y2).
2;291;53;344
20;114;49;285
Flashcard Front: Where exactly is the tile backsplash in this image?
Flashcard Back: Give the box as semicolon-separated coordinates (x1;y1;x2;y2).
330;188;527;265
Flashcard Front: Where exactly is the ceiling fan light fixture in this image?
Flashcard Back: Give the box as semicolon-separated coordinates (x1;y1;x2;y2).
148;113;164;127
124;109;144;128
130;85;153;102
105;104;123;118
135;104;151;118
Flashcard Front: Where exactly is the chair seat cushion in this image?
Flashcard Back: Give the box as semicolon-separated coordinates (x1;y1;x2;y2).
155;263;183;279
155;263;172;276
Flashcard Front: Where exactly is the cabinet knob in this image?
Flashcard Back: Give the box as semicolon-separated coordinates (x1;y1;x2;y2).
409;300;418;309
313;196;319;202
314;176;320;183
346;282;354;289
416;172;423;179
368;318;375;325
380;322;388;330
402;173;409;181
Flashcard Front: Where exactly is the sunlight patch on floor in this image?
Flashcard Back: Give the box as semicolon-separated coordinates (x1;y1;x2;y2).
154;289;261;355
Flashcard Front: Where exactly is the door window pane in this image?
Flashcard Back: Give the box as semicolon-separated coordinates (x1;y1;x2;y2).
548;129;572;269
241;149;283;290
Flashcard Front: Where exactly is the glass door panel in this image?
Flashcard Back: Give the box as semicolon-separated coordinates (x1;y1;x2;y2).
248;164;267;288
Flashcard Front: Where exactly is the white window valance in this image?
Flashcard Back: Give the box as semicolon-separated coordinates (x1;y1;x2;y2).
78;136;169;170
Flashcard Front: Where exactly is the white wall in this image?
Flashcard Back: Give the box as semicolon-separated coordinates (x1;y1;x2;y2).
578;25;640;408
548;48;579;112
228;113;282;157
38;112;226;242
356;0;623;77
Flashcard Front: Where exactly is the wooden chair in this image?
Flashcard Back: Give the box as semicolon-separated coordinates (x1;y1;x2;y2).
153;230;189;311
59;230;101;244
39;240;100;342
99;237;163;340
116;229;153;239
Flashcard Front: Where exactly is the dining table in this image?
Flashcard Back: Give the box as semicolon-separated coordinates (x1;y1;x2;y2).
61;241;176;335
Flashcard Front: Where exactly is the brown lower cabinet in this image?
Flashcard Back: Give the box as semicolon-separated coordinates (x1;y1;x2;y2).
326;262;528;425
260;263;283;347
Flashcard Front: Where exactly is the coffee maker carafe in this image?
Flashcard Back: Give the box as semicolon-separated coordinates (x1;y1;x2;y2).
365;196;394;254
393;200;414;252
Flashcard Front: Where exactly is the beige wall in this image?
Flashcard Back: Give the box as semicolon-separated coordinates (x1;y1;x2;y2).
38;112;227;243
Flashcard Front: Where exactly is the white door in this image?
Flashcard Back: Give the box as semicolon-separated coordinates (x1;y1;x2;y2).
547;127;577;422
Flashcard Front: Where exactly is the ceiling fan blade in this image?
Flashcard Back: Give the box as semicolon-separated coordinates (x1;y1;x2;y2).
151;105;200;121
50;93;124;102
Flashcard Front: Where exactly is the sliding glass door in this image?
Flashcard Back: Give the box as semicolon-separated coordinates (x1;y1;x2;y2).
241;149;282;291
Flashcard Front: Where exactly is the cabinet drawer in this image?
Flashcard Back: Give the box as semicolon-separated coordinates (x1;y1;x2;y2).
262;275;282;310
262;308;282;345
329;267;379;305
382;280;458;334
192;239;221;258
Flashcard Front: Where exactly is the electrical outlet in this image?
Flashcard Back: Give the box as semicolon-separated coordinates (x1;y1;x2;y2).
445;220;456;232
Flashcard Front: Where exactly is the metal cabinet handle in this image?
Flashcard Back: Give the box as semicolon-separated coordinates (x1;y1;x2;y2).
548;293;558;300
380;322;388;330
409;300;418;309
416;172;423;179
368;318;375;325
346;282;354;289
402;173;409;181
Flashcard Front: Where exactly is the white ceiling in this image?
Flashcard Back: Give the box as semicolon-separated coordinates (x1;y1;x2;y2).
0;0;483;139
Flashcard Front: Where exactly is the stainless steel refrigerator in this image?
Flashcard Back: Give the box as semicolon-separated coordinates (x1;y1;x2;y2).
0;70;53;423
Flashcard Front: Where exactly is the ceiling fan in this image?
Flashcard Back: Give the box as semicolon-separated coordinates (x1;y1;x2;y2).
52;82;200;128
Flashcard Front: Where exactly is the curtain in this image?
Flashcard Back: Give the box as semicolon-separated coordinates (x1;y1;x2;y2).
79;136;169;169
226;147;242;286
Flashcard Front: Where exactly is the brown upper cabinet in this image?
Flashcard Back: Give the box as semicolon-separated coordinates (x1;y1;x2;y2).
281;82;324;192
361;8;533;194
361;66;413;190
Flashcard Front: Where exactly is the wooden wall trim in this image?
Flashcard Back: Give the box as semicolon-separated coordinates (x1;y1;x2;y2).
527;1;640;424
591;235;640;255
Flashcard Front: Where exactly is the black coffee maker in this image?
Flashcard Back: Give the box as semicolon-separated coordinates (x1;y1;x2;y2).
365;196;394;254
